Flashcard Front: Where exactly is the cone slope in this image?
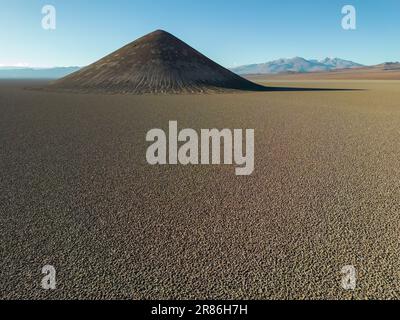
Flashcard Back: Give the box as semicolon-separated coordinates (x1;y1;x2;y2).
51;30;266;94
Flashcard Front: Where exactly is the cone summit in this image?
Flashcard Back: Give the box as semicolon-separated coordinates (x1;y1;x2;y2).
51;30;266;94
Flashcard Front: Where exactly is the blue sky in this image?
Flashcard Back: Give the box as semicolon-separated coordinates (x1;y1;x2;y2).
1;0;399;68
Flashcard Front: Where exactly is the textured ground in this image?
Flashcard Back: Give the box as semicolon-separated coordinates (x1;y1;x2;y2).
1;80;400;300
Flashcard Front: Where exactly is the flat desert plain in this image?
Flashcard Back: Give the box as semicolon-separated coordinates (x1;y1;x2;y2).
1;79;400;299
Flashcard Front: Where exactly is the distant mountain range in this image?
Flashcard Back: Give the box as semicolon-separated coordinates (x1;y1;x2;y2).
0;67;80;79
231;57;364;75
0;58;397;80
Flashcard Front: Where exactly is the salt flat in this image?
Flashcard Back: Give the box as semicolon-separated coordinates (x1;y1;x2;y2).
1;80;400;299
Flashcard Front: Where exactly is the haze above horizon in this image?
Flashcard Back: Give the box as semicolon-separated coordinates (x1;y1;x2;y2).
1;0;399;68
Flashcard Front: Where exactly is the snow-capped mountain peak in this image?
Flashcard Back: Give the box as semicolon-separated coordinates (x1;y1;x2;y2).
231;57;364;75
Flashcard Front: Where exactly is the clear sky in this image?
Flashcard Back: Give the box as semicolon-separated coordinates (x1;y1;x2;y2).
1;0;399;68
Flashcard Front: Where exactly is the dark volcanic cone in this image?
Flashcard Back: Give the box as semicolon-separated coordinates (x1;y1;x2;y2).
50;30;267;94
